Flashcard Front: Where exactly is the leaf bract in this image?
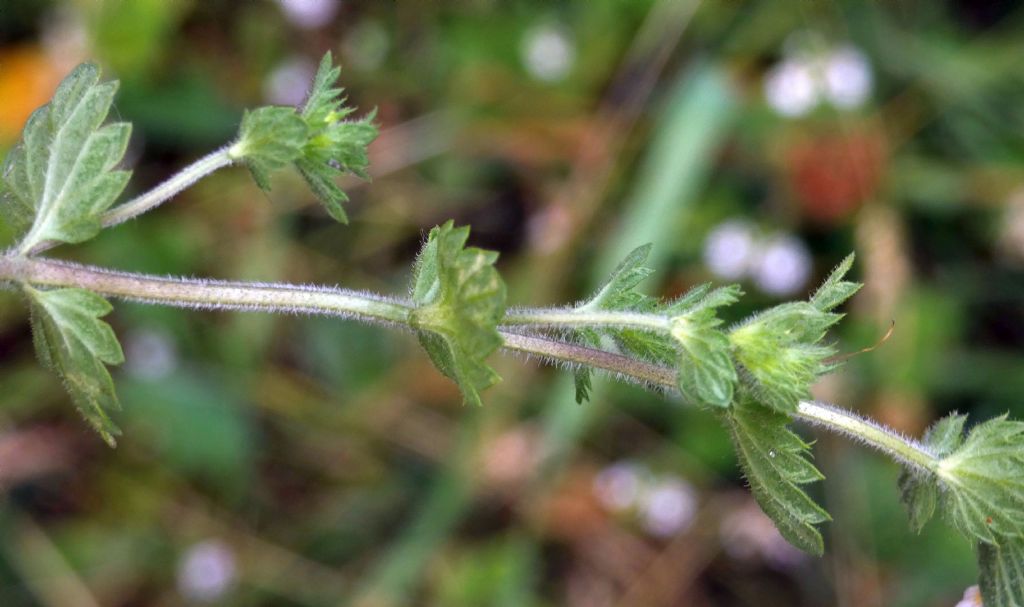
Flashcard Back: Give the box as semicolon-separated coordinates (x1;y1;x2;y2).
730;256;861;414
410;221;506;406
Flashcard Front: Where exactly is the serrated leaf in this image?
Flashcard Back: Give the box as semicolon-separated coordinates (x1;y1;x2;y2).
730;310;834;414
571;244;665;401
295;52;377;222
810;254;860;312
570;245;743;404
729;256;860;413
670;285;741;408
935;415;1024;544
302;52;346;124
899;414;967;533
410;221;506;406
731;300;844;414
1;63;131;252
26;287;124;446
228;52;378;223
978;537;1024;607
583;244;656;312
234;106;307;191
723;398;830;555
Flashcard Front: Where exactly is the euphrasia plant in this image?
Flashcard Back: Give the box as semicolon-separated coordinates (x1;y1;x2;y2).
1;56;1021;605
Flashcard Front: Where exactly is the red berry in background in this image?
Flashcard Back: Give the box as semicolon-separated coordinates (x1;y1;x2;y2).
785;128;888;224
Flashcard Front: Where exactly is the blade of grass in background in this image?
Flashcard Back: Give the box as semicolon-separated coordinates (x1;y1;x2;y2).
531;62;737;486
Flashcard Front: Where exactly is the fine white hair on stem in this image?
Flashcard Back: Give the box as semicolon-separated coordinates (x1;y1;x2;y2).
0;253;938;473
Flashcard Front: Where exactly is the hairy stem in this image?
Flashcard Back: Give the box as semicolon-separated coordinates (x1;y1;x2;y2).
0;254;938;473
0;256;410;326
504;308;670;332
795;401;937;473
101;147;235;229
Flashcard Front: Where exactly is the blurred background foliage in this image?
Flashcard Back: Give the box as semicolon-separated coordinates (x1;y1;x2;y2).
1;1;1023;605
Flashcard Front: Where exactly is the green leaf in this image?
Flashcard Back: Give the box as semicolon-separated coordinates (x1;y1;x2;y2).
569;245;743;405
729;257;860;413
730;307;835;414
809;254;859;312
935;415;1024;544
572;244;657;402
1;63;131;252
583;244;656;312
234;106;307;191
228;52;378;223
571;328;601;404
295;52;377;223
898;414;966;533
669;285;741;408
723;398;830;555
978;537;1024;607
26;287;124;446
410;221;506;406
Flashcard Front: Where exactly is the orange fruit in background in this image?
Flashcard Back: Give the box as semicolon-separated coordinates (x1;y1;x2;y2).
785;129;888;225
0;46;63;145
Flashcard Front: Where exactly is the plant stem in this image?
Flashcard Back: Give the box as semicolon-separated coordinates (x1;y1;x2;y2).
0;254;938;473
795;401;937;473
499;331;674;386
101;147;235;229
0;256;410;327
503;308;670;332
24;148;236;256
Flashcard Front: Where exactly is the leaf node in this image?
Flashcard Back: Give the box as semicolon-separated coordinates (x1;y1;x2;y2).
410;221;506;406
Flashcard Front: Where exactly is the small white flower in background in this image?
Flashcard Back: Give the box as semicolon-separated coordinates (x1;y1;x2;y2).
343;20;391;72
264;57;317;106
764;59;819;118
521;24;574;82
703;220;757;281
276;0;340;29
593;461;644;512
177;540;237;602
764;41;873;117
955;586;982;607
124;329;178;380
998;188;1024;265
752;235;812;296
823;46;872;109
639;478;697;538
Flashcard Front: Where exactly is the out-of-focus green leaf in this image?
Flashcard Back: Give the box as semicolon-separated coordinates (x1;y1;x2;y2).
978;537;1024;607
